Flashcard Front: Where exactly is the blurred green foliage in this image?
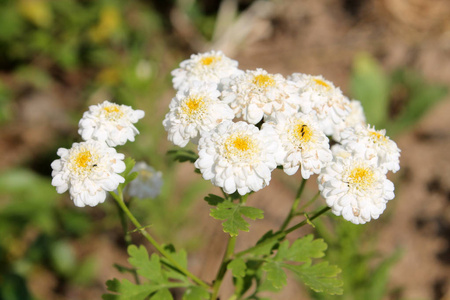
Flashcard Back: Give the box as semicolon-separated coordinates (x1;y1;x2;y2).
351;52;448;136
0;168;96;299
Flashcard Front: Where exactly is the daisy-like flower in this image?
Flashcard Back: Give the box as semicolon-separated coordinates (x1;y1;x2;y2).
268;112;332;178
78;101;145;147
163;82;235;147
171;50;242;91
332;99;367;142
222;68;301;124
126;162;163;199
51;140;126;207
194;121;280;195
318;146;395;224
288;73;351;137
340;124;401;173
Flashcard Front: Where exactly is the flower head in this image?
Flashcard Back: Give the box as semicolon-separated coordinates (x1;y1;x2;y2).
51;140;126;207
78;101;145;147
318;146;395;224
222;69;301;124
340;124;401;173
268;112;332;178
332;99;367;142
171;50;241;91
288;73;351;137
163;82;235;147
127;162;163;199
194;121;280;195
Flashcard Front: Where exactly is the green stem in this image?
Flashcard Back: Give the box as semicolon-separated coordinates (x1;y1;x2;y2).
211;235;237;300
113;198;140;284
110;192;210;290
235;206;331;258
279;178;307;231
296;191;320;214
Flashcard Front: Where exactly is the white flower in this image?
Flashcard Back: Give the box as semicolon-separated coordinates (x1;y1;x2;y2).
332;99;367;142
288;73;351;137
318;146;395;224
222;68;301;124
163;82;235;147
51;140;126;207
127;162;163;199
268;112;332;178
172;50;242;91
78;101;145;147
340;124;401;173
194;121;280;195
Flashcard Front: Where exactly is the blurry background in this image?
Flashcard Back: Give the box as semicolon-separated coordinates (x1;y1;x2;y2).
0;0;449;299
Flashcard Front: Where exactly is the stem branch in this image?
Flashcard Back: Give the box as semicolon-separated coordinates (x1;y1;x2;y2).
111;192;210;290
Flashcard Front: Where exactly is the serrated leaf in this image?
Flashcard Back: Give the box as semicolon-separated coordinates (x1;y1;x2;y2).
127;245;164;282
227;258;247;278
204;194;225;206
160;245;188;282
262;261;287;290
250;230;281;256
285;235;327;263
150;288;173;300
183;286;210;300
104;279;158;300
285;262;343;295
167;149;198;163
210;202;264;236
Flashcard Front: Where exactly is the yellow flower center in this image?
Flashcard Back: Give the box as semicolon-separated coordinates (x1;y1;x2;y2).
313;78;331;90
224;133;257;162
181;96;206;120
103;104;124;120
348;166;375;190
369;131;387;143
200;56;220;66
139;169;153;181
293;123;312;143
253;74;275;88
75;150;93;169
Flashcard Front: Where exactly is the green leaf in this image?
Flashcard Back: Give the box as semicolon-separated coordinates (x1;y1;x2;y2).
104;279;157;300
262;261;287;290
285;235;327;263
250;230;281;256
204;194;225;206
388;69;447;135
167;149;198;163
160;245;189;282
350;52;390;127
183;287;210;300
210;202;264;236
150;288;173;300
285;262;343;295
127;245;164;282
227;258;247;278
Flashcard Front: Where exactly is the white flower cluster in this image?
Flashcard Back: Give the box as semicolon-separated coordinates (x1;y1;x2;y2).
52;101;160;207
164;50;401;224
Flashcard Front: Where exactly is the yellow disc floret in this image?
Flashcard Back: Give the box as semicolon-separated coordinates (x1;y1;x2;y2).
103;104;124;121
75;150;92;169
313;78;331;90
348;165;375;190
181;96;207;121
293;124;312;143
200;56;220;66
253;74;275;89
369;130;387;144
224;133;258;162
